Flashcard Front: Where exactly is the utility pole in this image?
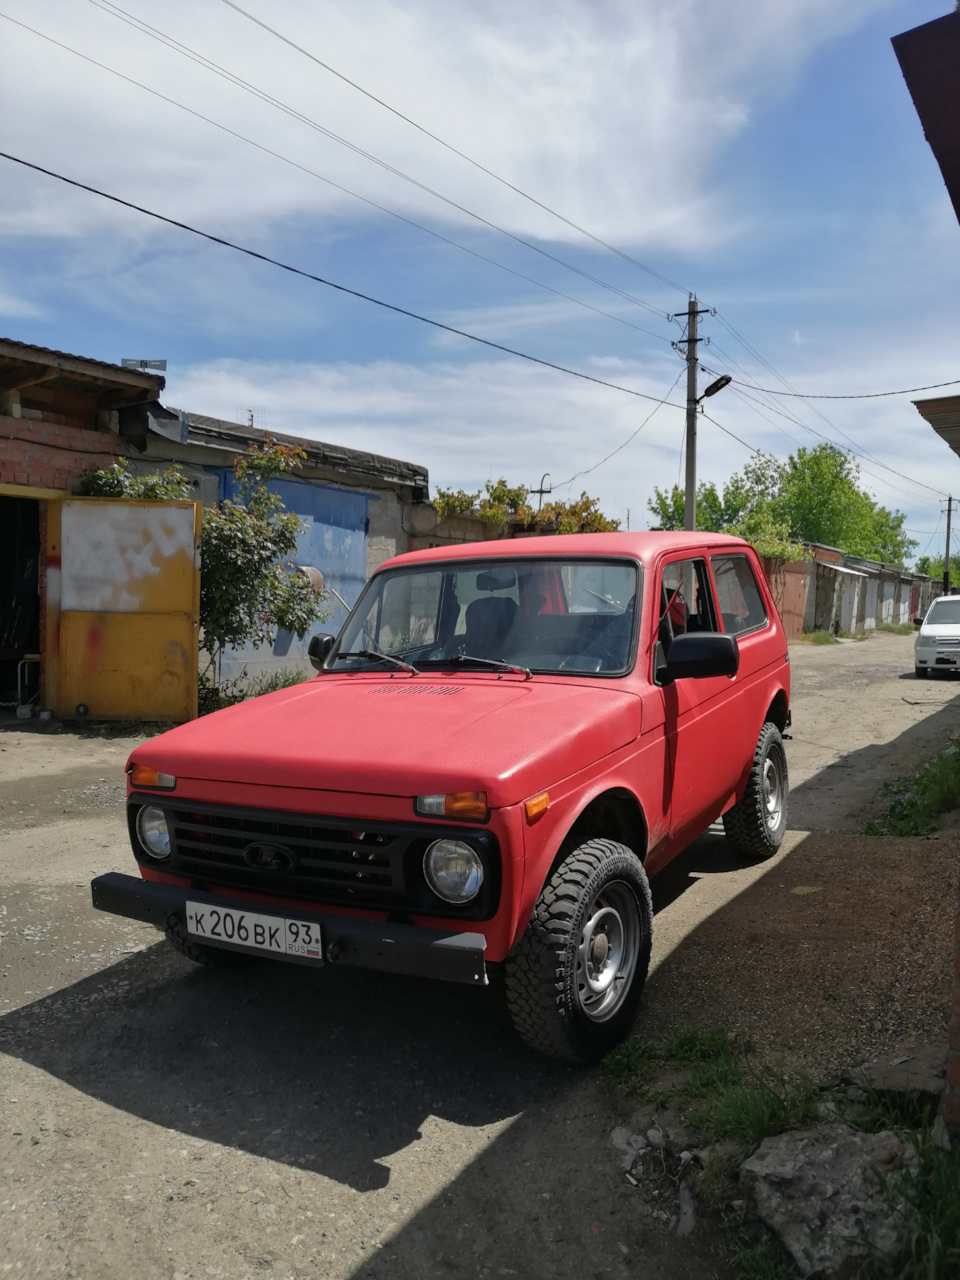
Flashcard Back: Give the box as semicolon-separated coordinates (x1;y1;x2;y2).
683;296;699;531
945;495;953;595
674;295;711;531
529;473;552;515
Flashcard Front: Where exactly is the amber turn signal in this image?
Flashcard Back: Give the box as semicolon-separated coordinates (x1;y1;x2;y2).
524;791;550;822
415;791;489;821
130;763;177;790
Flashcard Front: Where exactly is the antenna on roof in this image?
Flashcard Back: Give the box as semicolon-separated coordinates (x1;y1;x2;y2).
121;358;167;372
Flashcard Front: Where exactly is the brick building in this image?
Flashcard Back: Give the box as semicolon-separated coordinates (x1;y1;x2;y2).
0;338;164;711
0;337;434;714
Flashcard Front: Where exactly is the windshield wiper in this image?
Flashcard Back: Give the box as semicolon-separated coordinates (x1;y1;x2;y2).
421;653;532;679
335;650;419;675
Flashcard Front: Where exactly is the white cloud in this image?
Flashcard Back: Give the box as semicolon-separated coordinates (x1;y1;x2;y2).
0;0;886;249
166;335;960;543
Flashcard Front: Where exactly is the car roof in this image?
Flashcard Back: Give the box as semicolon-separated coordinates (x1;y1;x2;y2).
382;530;752;574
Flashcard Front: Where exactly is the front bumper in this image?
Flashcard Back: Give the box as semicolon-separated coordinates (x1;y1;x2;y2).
91;872;487;986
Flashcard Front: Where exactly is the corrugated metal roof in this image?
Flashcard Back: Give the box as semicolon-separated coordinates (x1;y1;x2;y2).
893;12;960;227
0;336;165;392
913;394;960;458
162;407;429;490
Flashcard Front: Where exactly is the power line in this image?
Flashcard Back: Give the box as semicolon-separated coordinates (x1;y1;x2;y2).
554;366;686;488
700;410;761;455
713;312;879;457
728;376;960;400
700;347;948;501
218;0;690;296
0;10;671;346
0;150;690;409
83;0;672;323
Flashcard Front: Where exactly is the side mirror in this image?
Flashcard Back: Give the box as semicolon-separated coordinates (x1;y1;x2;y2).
308;633;336;671
914;617;923;628
659;632;739;683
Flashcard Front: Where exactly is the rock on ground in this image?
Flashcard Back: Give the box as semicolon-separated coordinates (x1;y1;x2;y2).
739;1124;913;1276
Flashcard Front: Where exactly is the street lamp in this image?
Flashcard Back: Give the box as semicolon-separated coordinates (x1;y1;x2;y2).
700;374;732;400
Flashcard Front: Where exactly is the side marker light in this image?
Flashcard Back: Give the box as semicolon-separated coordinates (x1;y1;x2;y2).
525;792;550;822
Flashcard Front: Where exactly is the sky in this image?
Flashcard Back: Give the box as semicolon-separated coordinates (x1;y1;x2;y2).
1;0;958;560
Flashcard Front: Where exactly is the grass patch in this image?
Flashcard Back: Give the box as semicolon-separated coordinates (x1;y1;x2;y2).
607;1031;960;1279
862;740;960;835
604;1027;817;1148
729;1230;796;1280
199;667;308;715
791;629;839;645
856;1130;960;1280
877;622;917;636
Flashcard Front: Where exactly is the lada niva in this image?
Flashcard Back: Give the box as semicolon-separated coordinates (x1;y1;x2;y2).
91;531;791;1062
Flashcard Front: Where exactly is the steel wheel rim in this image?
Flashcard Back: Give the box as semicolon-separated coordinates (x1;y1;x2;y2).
763;748;784;832
575;881;640;1023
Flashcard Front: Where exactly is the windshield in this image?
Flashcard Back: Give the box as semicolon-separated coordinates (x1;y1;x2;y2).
335;558;640;675
926;598;960;626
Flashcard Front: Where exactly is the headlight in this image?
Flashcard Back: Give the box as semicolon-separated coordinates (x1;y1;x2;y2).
423;839;483;903
136;805;171;860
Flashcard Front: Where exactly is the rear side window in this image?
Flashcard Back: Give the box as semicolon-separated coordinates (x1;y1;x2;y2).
710;554;768;635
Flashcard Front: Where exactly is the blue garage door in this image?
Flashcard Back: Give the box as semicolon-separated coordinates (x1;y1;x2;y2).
215;471;373;682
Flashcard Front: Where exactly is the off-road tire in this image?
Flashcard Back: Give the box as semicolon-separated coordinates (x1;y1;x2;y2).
722;721;788;860
504;839;652;1063
916;666;928;679
166;926;250;968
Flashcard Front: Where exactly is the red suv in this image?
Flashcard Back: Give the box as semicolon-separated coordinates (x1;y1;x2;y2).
92;532;790;1061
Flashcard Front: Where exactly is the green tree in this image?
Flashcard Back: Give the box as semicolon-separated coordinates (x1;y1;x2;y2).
476;478;535;527
538;491;620;533
81;439;328;681
646;445;914;564
433;487;480;520
435;477;618;532
915;554;947;580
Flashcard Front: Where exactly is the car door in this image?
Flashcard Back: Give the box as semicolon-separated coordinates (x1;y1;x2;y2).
652;552;743;845
707;548;783;774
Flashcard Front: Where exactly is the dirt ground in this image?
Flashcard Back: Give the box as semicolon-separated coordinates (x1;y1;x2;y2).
0;631;957;1280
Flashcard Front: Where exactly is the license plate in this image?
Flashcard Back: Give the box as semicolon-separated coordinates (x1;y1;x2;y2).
185;901;323;961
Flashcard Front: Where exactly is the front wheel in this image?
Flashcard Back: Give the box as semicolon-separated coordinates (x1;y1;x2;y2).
916;666;928;679
504;839;652;1062
723;721;789;860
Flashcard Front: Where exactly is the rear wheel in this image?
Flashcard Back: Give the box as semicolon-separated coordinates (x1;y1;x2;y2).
505;839;652;1063
723;722;789;860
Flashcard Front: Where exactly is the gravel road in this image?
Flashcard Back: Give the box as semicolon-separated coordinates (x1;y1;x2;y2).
0;632;957;1280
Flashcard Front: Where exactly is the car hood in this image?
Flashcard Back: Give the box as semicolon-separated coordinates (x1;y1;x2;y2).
918;621;960;639
133;674;642;808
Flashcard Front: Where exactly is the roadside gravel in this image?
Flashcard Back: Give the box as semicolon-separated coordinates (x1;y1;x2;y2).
643;830;955;1079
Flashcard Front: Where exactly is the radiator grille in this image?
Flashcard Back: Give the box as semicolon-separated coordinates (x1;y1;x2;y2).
128;797;499;918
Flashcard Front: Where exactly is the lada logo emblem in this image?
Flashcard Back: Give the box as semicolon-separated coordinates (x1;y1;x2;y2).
243;842;297;873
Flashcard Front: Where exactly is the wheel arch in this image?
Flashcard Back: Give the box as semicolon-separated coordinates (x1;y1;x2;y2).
765;688;789;733
550;787;648;877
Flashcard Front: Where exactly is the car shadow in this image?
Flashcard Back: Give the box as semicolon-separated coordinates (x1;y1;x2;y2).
0;940;570;1195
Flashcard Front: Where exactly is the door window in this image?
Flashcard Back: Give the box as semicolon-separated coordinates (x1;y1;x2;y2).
658;558;716;644
710;554;768;635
